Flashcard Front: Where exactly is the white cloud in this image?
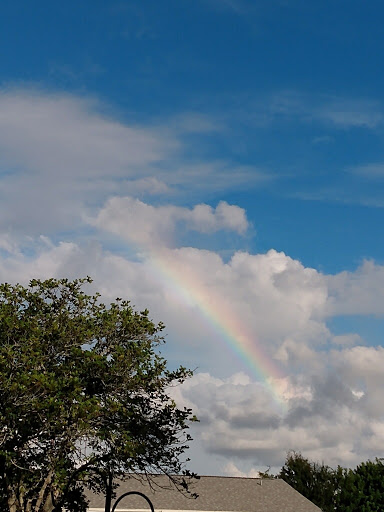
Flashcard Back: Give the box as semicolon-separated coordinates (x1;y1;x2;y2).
94;197;249;247
0;234;329;362
223;462;263;478
124;177;171;196
0;89;179;233
174;370;384;469
0;233;21;255
1;234;384;472
0;233;332;380
332;345;384;404
332;333;364;346
2;85;384;476
326;260;384;316
0;89;173;175
0;88;265;234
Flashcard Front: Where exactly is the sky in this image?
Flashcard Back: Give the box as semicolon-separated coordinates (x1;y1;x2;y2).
2;0;384;477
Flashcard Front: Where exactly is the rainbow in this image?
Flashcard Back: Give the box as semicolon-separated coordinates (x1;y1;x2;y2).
145;247;287;409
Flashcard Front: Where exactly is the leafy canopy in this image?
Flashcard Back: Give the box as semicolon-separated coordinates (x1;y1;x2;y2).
279;450;338;512
279;451;384;512
0;277;196;512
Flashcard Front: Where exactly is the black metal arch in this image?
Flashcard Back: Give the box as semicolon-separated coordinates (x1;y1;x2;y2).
111;490;155;512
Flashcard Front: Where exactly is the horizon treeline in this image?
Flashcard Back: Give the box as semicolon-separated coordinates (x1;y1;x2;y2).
272;451;384;512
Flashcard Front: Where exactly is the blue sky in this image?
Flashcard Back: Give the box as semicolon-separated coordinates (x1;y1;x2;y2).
3;0;384;271
2;0;384;476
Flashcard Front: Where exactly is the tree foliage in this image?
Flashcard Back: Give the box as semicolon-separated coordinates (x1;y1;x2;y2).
279;451;338;512
279;452;384;512
0;278;197;512
336;459;384;512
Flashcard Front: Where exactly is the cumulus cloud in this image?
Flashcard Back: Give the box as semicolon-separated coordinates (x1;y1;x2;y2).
94;197;249;247
331;346;384;417
0;234;329;365
2;85;384;476
326;260;384;316
1;233;384;471
223;462;263;478
333;345;384;384
173;369;384;470
332;333;364;346
5;233;337;372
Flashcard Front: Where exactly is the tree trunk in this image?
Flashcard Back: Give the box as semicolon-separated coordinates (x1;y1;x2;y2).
35;469;54;512
7;489;20;512
41;491;55;512
104;472;113;512
7;478;58;512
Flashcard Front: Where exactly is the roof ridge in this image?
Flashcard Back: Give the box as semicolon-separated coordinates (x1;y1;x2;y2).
124;474;276;480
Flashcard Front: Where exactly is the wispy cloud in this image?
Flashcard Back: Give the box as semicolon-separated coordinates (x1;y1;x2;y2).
349;163;384;179
49;60;105;84
318;99;383;128
250;91;384;129
219;0;245;13
311;135;334;145
289;188;384;209
202;0;249;15
0;87;267;234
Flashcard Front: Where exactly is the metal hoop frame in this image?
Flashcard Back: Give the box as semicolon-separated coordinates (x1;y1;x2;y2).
111;490;155;512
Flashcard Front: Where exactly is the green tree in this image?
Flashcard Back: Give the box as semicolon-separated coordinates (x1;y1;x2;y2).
0;278;197;512
336;459;384;512
279;451;338;512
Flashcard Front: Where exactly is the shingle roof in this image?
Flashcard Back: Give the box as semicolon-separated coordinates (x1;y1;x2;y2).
86;474;321;512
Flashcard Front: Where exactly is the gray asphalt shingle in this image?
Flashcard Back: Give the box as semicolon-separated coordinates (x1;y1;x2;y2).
86;475;321;512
